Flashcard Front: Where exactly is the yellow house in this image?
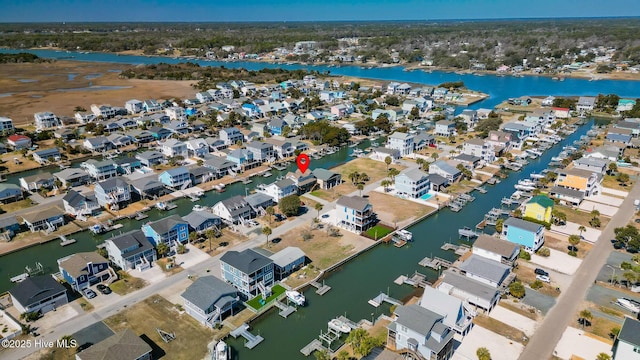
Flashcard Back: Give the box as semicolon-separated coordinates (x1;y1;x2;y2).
524;195;554;223
555;168;602;196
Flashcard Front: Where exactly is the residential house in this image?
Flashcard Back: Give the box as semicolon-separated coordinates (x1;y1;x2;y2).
267;118;288;136
472;235;519;265
617;99;636;112
220;127;244;145
142;214;189;249
501;217;545;252
185;138;210;157
53;168;90;188
257;178;297;203
370;147;401;162
429;161;461;183
414;133;436;151
286;169;317;194
435;120;456;137
372;109;401;122
244;193;274;215
553;107;571;119
246;141;275;163
125;99;143;114
9;275;67;314
555;168;602;196
387;305;455;360
160;138;188;158
58;252;115;292
549;186;585;206
115;157;142;175
107;133;133;148
462;138;495;163
454;154;481;169
143;99;162;112
0;215;20;238
136;150;164;167
386;132;415;156
74;112;96;124
220;249;274;298
159;167;191;189
573;157;609;174
330;104;350;118
585;145;622;162
34;112;61;131
457;254;511;288
81;159;118;181
21;206;65;232
129;176;166;200
436;269;500;312
75;329;152;360
615;121;640;137
188;166;214;185
211;195;256;224
202;155;236;178
19;172;54;192
577;96;596;114
269;247;306;281
418;287;474;335
263;138;294;159
104;230;157;271
165;106;186;120
226;149;255;170
182;210;221;233
612;317;640;360
94;177;131;209
0;116;14;134
486;130;512;155
7;134;31;150
0;184;23;203
459;109;478;130
196;92;214;103
127;129;155;144
62;190;100;217
312;168;341;190
524;195;554;223
335;195;376;233
395;168;430;199
147;126;172;140
166;120;190;135
32;148;61;164
91;104;116;119
181;276;239;328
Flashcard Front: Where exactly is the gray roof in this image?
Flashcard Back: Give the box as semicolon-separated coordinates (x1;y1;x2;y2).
34;148;60;157
269;247;306;268
181;276;238;311
145;214;187;235
578;96;596;106
503;217;543;233
130;177;164;192
84;159;117;169
312;168;340;181
430;161;460;176
97;177;130;190
394;304;443;337
398;168;429;182
440;270;499;302
63;189;88;207
182;211;220;229
573;157;609;168
106;230;154;257
549;185;585;200
389;132;413;140
22;206;64;224
163;166;189;177
9;275;66;307
336;195;370;212
136;150;163;160
220;249;272;274
244;192;274;209
465;138;486;146
274;178;295;189
58;252;107;278
427;174;448;185
372;147;400;156
473;235;519;258
76;328;151;360
618;317;640;346
454;154;481;163
0;215;18;229
204;155;235;170
219;195;252;217
21;172;54;184
458;254;511;284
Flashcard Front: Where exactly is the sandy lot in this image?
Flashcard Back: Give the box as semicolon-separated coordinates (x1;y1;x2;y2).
0;61;196;124
530;248;583;275
452;325;524;360
367;191;436;228
554;327;612;360
488;305;538;336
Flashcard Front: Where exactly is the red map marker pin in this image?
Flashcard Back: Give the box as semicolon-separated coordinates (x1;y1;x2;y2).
296;153;310;174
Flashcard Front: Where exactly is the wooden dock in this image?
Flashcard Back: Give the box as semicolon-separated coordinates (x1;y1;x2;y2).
368;292;403;308
400;271;432;288
301;339;326;356
441;243;471;256
229;323;264;349
274;300;297;318
311;281;332;295
418;256;452;270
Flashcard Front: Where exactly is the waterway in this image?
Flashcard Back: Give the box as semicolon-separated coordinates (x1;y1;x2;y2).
225;120;594;359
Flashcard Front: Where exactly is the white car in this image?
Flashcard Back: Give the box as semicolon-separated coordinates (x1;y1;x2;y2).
536;274;551;283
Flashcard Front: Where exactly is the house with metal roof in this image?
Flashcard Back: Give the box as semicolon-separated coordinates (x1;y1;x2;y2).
181;276;239;328
472;235;519;265
211;195;256;225
458;254;512;288
159;166;191;189
220;249;274;298
429;161;461;183
418;286;474;335
142;214;189;249
387;304;454;360
386;132;415;156
555;167;602;197
81;159;118;181
182;210;221;233
9;275;67;314
524;195;554;223
269;247;306;280
57;252;116;292
53;168;90;188
32;148;61;164
129;176;166;200
395;168;430;199
244;193;274;215
501;217;545;252
76;328;152;360
21;206;65;232
312;168;341;190
335;195;376;233
82;136;113;153
159;138;188;158
435;120;456;137
549;185;585;206
0;183;24;204
573;157;609;174
135;150;165;167
437;270;500;311
613;317;640;360
286;169;317;194
104;230;156;271
220;127;244;145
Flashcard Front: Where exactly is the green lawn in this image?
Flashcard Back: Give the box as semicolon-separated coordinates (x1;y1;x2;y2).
246;284;286;310
365;224;394;239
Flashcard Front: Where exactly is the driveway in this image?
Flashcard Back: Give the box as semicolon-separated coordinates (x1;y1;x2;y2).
521;289;556;315
586;284;640;316
553;327;612;360
489;306;538;336
452;325;524;360
529;248;582;275
579;201;619;217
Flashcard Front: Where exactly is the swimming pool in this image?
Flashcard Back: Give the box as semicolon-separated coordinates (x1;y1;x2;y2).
420;193;433;200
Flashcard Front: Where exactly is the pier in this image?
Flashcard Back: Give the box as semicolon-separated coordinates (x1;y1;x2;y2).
229;323;264;349
458;227;480;239
395;271;432;288
310;281;332;295
368;292;403;308
441;243;471;256
301;328;341;357
274;300;297;318
418;256;453;270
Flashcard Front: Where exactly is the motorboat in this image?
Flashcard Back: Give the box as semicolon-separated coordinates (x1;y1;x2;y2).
397;229;413;241
328;318;351;333
518;179;537;187
617;298;640;313
286;290;306;306
214;340;229;360
529;173;545;179
214;183;226;192
193;205;207;212
156;202;167;211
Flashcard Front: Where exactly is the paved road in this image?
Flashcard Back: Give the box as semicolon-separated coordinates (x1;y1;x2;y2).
519;182;640;360
4;160;418;359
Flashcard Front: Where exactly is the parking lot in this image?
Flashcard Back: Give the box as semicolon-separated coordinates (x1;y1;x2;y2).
586;284;640;317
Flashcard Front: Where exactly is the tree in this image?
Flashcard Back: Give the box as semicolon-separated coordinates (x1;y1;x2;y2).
495;218;504;233
177;244;187;254
315;203;323;218
617;172;630;186
596;353;611;360
579;309;593;328
279;195;301;217
578;225;586;237
314;350;331;360
265;206;275;224
336;350;351;360
387;168;400;181
205;229;216;252
381;179;392;192
416;157;426;169
476;347;491;360
431;152;439;162
156;242;169;258
623;271;636;288
262;226;272;247
608;162;618;175
513;208;522;218
346;329;368;355
552;209;567;225
509;281;526;298
348;171;360;184
384;156;392;170
188;232;199;244
568;234;581;247
357;184;364;196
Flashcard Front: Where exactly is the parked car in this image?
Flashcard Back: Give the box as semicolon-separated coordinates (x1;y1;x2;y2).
96;284;112;295
82;288;97;299
568;245;578;252
534;268;548;276
536;274;551;283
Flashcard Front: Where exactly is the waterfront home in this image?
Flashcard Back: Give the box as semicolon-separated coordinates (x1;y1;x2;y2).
434;120;456;137
143;99;162;112
395;168;430;199
53;129;75;142
501;217;545;252
553;107;571;119
573;157;609;174
63;190;100;217
257;178;297;203
127;129;155;144
386;82;400;95
115;157;142;175
0;215;20;238
75;328;152;360
429;161;461;183
459;109;479;130
32;148;61;164
166;120;190;135
205;137;227;152
159;167;191;189
524;195;554;223
104;230;157;271
387;304;454;360
211;195;256;224
453;154;481;169
81;159;118;181
246;141;275;163
269;246;306;281
614;120;640;137
58;252;116;292
585;145;622;162
286;169;317;194
188;166;214;185
9;275;68;315
462;138;495;163
386;132;415;156
7;134;31;150
136;150;164;167
202;155;236;178
106;133;133;148
370;147;401;162
457;254;511;288
34;112;61;131
418;286;474;335
220;249;274;298
181;275;239;328
414;132;436;151
159;138;188;158
21;206;65;232
267;118;288;136
220;127;244;145
437;269;500;312
577;96;596;114
330;104;350;118
335;195;376;233
101;121;122;134
148;126;172;140
19;172;54;192
53;168;90;188
472;235;519;265
226;148;255;169
129;177;166;200
263;137;294;158
185;138;210;157
312;168;341;190
94;177;132;209
182;210;221;233
555;168;602;197
74;112;96;124
0;116;14;135
244;193;274;215
606;128;633;147
502;121;539;149
196;92;214;103
612;317;640;360
142;214;189;249
125;99;143;114
91;104;116;119
0;183;23;204
82;136;112;153
549;186;585;206
486;130;513;155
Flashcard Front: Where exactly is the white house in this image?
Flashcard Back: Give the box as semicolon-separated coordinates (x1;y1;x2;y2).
434;120;456;137
386;132;415;156
91;104;116;119
387;305;455;360
462;138;495;163
0;117;14;134
165;106;186;120
335;195;376;233
160;138;188;158
256;178;297;203
613;317;640;360
34;112;61;131
125;99;143;114
395;168;430;199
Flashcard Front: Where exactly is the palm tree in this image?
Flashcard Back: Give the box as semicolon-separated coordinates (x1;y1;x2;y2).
596;353;611;360
205;229;216;252
156;242;169;258
416;157;426;170
384;156;392;170
476;347;491;360
579;309;593;329
314;202;323;218
348;171;360;184
357;184;364;197
381;179;391;192
387;168;400;181
568;234;581;247
188;232;199;244
431;152;439;162
578;225;586;238
262;226;272;247
590;209;600;219
623;271;636;288
265;206;275;224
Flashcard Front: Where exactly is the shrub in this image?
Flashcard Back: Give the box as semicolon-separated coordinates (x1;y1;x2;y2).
531;280;543;290
519;248;531;260
537;247;551;257
509;281;526;298
568;250;578;257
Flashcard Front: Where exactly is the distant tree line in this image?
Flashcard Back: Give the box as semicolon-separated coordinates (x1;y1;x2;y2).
0;52;49;63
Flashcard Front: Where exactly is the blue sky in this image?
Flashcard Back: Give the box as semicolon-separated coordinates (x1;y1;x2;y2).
1;0;639;22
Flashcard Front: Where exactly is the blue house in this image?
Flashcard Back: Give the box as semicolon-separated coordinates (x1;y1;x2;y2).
267;118;288;136
226;149;254;167
269;247;306;281
159;167;191;189
500;217;545;252
241;103;260;118
0;215;20;238
142;214;189;249
148;126;172;140
182;210;221;232
57;252;116;292
220;249;274;298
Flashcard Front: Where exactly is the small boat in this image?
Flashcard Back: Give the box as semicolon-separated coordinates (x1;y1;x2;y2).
193;205;207;212
214;183;226;192
397;229;413;241
328;319;351;333
10;273;29;283
262;171;272;178
156;202;168;211
214;340;229;360
286;290;306;306
617;298;640;313
90;224;104;234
